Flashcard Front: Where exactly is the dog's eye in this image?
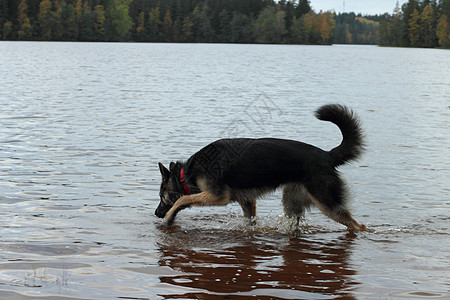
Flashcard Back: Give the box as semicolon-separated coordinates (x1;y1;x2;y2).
160;192;172;205
168;191;182;198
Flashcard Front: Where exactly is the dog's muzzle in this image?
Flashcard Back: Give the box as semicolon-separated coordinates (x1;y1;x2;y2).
155;201;172;218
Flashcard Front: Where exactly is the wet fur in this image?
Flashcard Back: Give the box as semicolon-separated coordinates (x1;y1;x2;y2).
156;104;367;231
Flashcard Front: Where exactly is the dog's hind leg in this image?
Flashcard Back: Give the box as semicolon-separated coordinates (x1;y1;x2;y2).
306;176;367;232
282;183;311;225
238;199;256;218
165;190;231;225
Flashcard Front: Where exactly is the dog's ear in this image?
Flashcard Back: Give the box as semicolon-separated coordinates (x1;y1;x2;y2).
169;162;176;171
158;162;170;182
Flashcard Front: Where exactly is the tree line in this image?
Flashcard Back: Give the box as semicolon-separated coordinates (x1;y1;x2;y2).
0;0;449;48
379;0;450;48
0;0;335;44
334;13;380;44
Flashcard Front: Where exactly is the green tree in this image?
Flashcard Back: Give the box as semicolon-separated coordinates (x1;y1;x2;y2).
284;1;295;34
380;1;404;46
254;6;286;43
79;0;94;41
191;4;215;42
441;0;450;17
229;12;253;43
296;0;311;17
74;0;82;39
61;1;78;40
217;9;233;42
109;0;132;41
147;6;160;41
392;1;405;46
1;0;9;39
289;15;307;43
3;20;11;39
379;14;391;45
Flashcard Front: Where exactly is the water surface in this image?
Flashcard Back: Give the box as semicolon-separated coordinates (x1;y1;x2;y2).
0;42;449;299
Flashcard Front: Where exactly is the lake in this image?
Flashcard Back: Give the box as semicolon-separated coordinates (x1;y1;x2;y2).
0;42;449;299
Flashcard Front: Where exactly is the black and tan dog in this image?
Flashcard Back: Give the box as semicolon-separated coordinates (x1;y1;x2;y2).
156;104;367;231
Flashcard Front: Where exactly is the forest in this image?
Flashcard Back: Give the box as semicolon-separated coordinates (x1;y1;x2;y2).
379;0;450;48
0;0;449;48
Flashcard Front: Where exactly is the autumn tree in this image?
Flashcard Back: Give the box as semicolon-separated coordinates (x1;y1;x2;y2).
162;9;172;41
437;15;450;47
172;18;182;42
17;0;32;40
421;4;436;47
302;11;316;43
12;0;448;47
94;5;105;40
437;0;450;47
317;10;335;44
182;16;194;41
52;0;63;39
74;0;82;39
38;0;52;39
408;8;422;46
135;11;146;41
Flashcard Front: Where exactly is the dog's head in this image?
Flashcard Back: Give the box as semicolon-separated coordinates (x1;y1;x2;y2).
155;162;183;218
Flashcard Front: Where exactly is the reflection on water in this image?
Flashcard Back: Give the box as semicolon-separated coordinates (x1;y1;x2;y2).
1;42;450;299
157;225;358;299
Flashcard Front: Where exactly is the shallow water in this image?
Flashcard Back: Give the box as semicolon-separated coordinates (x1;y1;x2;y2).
0;42;449;299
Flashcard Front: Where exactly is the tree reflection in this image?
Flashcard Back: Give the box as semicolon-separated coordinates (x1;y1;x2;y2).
157;225;359;299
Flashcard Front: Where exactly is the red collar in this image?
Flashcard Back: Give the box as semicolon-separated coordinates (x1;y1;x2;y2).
180;169;191;195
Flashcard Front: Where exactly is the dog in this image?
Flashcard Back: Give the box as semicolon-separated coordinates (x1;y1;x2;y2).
156;104;367;231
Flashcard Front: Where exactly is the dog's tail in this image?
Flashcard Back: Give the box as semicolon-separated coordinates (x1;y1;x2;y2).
315;104;365;166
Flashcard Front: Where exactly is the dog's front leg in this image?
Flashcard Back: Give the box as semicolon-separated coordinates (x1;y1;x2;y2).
164;195;194;225
164;191;230;225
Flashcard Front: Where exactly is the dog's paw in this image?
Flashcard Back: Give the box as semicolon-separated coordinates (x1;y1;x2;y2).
349;223;369;233
164;215;176;226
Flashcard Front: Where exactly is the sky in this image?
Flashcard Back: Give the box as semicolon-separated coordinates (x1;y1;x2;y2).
309;0;399;15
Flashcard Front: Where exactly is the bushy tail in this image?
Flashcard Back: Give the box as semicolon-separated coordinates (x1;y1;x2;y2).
315;104;365;166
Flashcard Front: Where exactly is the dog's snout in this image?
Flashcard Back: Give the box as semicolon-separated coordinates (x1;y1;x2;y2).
155;201;171;218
